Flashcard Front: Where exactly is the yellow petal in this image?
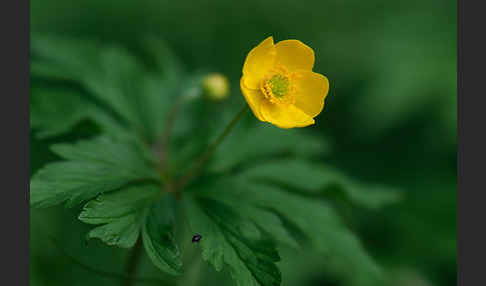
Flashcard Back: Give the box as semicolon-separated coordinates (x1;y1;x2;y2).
260;102;315;129
242;36;277;89
240;77;266;121
275;40;315;72
293;71;329;117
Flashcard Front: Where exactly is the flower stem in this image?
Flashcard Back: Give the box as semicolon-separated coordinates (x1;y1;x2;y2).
122;236;144;286
176;104;249;191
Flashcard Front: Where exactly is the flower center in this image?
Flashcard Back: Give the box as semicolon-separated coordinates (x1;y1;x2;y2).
260;66;296;105
268;75;289;97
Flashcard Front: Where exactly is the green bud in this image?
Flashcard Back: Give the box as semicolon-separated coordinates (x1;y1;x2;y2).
202;73;230;101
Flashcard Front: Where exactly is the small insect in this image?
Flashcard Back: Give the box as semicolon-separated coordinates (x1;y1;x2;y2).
192;234;202;243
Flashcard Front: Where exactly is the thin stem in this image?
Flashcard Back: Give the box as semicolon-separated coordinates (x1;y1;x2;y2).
123;236;144;286
176;104;249;191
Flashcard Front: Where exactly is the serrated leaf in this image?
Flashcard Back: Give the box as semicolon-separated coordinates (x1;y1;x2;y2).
142;195;183;275
184;197;281;286
239;159;401;210
30;136;159;208
86;212;145;248
191;191;299;249
79;185;158;224
243;183;382;283
194;177;381;284
75;184;157;248
210;124;329;172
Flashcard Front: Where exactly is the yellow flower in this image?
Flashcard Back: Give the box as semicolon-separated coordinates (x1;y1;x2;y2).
240;36;329;128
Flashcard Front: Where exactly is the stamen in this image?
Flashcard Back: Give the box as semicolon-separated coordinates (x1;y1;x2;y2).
260;66;296;105
268;75;289;97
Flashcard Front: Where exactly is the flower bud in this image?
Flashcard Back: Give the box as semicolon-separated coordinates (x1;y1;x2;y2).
202;73;230;101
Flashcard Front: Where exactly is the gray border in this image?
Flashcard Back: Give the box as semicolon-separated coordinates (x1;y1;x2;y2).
458;0;486;285
1;0;30;285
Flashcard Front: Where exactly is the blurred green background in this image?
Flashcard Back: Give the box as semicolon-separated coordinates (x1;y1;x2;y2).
30;0;456;285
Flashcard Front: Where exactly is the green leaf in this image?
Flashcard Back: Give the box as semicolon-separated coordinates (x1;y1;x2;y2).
239;159;402;210
184;197;281;286
31;34;184;142
84;46;148;132
245;183;382;283
142;196;183;275
86;214;145;248
210;124;330;172
228;203;299;249
30;87;93;139
194;192;299;249
32;35;149;138
140;75;182;140
78;185;157;247
194;177;381;284
30;86;127;139
79;185;158;224
30;136;159;208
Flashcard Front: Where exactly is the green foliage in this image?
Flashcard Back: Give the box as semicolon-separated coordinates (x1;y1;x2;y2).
188;176;382;284
30;85;128;139
31;34;184;142
142;197;183;275
79;185;158;248
30;34;403;286
185;197;281;286
30;136;159;208
210;124;329;172
30;87;95;139
30;1;457;285
237;159;402;210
